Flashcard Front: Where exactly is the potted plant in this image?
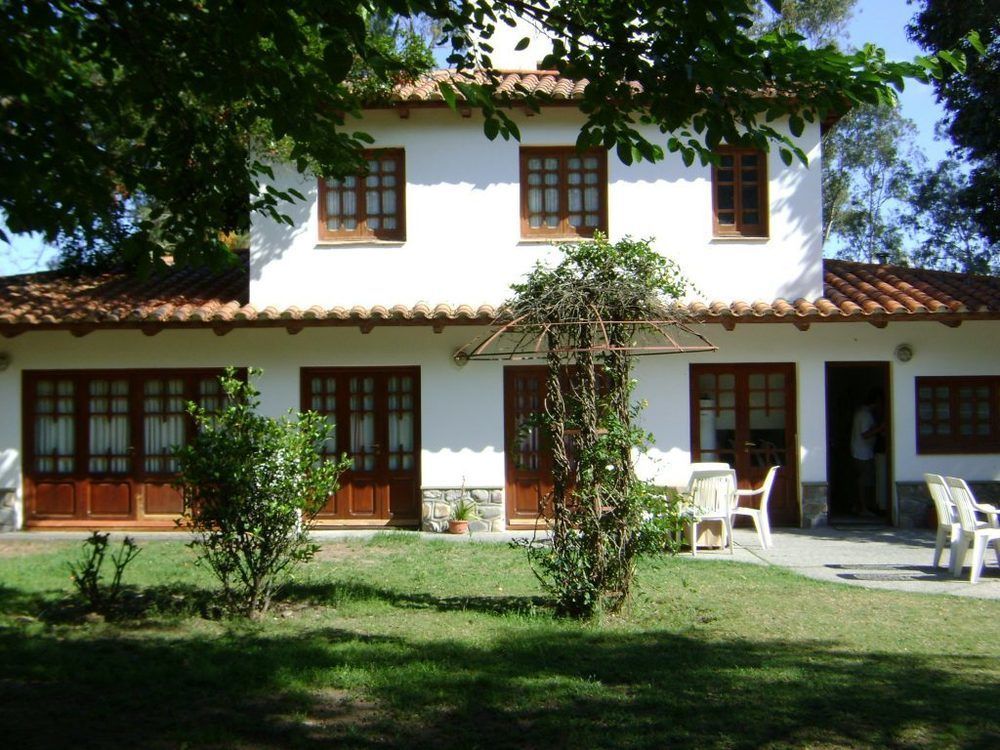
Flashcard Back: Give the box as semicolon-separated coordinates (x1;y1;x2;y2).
448;496;479;534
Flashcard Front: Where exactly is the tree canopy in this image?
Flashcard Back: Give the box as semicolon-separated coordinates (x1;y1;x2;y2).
909;0;999;247
0;0;961;269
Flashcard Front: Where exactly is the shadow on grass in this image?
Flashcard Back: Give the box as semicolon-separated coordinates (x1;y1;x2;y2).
280;580;551;617
0;617;997;749
0;582;222;623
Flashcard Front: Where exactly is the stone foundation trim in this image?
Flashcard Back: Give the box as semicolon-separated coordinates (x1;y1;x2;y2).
420;487;505;533
895;480;1000;529
800;482;828;529
0;488;16;532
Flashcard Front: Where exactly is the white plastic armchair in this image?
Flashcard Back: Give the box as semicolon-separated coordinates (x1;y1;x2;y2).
685;468;737;556
733;465;779;549
944;476;1000;584
923;474;960;569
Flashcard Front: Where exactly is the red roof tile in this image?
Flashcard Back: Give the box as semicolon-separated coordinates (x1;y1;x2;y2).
2;255;999;335
392;69;590;103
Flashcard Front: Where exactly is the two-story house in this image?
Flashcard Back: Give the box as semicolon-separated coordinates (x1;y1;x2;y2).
2;38;1000;534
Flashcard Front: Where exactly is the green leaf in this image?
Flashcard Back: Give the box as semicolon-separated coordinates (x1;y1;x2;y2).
438;82;458;111
967;30;986;55
514;36;530;51
483;117;500;141
616;141;633;166
779;148;793;167
789;114;804;138
937;50;966;75
322;43;354;82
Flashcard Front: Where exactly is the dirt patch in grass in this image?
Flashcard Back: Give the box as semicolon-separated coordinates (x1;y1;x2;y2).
0;540;72;558
311;543;394;564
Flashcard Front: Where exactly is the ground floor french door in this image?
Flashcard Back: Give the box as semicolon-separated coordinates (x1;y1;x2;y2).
690;363;799;526
23;369;225;527
503;367;552;527
302;367;420;525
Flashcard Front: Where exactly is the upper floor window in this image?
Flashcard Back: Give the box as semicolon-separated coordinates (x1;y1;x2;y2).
520;147;607;239
712;147;767;238
318;149;405;241
916;376;1000;454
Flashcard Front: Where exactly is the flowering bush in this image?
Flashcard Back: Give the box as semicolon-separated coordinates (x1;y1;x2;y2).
175;369;350;617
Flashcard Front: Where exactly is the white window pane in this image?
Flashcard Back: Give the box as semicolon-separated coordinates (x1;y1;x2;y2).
544;188;559;212
382;189;396;214
342;191;357;217
326;192;340;217
544;158;559;170
366;189;380;215
528;158;541;170
568;188;582;212
584;187;599;211
528;188;542;213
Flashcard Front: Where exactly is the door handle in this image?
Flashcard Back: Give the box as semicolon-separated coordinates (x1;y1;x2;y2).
744;441;757;448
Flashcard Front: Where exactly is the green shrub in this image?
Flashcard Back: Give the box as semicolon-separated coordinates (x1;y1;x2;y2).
68;531;141;615
175;368;351;618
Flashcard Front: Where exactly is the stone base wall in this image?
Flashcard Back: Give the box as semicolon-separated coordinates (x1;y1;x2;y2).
800;482;828;528
895;480;1000;529
0;489;15;532
896;482;932;529
421;488;505;533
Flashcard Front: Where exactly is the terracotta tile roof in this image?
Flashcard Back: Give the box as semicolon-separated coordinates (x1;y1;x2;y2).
2;255;999;335
393;69;590;103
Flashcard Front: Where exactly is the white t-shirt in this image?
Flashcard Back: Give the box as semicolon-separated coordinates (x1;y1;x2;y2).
851;405;876;460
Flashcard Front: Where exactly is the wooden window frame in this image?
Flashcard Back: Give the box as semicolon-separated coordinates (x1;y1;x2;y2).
318;148;406;242
915;376;1000;454
23;369;231;482
711;147;768;238
519;146;608;239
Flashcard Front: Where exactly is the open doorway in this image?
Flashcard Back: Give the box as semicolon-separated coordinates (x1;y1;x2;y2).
825;362;892;525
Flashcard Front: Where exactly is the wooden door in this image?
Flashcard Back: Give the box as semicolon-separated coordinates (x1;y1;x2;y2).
303;368;420;524
690;364;799;525
504;367;553;526
23;369;226;526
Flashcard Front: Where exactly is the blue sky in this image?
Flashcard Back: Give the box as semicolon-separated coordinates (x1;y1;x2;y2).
0;0;950;276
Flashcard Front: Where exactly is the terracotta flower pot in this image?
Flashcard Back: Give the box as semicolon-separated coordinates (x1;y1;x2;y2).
448;519;470;534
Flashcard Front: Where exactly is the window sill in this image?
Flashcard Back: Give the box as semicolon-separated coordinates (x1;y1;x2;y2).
315;239;406;248
517;236;597;245
709;235;770;243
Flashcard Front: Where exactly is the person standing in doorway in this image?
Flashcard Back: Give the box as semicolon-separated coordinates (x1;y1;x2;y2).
851;388;885;516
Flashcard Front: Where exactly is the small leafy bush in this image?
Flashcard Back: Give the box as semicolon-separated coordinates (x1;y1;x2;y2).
635;486;690;555
451;496;479;521
68;531;141;614
175;368;351;618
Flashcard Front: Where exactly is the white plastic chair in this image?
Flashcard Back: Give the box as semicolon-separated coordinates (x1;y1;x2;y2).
944;476;1000;583
733;465;779;549
923;474;960;569
685;468;737;556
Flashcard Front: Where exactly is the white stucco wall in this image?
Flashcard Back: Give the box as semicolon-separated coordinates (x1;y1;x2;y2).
249;109;824;311
2;319;997;528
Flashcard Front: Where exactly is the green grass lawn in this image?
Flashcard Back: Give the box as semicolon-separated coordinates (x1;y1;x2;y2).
0;534;997;749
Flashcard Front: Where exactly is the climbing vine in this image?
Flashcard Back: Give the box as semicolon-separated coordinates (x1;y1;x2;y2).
505;235;700;618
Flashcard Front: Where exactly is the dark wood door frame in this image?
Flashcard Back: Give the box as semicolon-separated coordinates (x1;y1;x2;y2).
689;363;800;526
22;368;227;528
503;366;552;527
301;366;421;525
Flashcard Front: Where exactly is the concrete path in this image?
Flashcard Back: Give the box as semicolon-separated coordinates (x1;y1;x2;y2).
4;525;999;600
